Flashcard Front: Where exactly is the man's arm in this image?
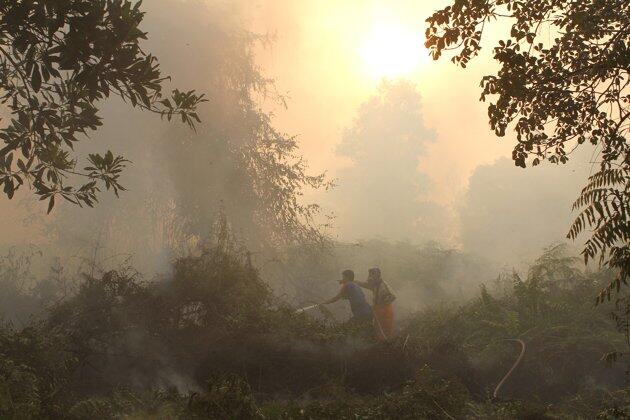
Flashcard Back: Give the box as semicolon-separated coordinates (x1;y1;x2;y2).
355;281;371;289
321;289;344;305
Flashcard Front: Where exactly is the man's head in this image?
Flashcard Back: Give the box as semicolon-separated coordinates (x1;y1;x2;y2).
341;269;355;283
368;267;382;284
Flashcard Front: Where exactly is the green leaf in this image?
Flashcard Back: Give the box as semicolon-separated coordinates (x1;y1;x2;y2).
47;195;55;214
31;65;42;92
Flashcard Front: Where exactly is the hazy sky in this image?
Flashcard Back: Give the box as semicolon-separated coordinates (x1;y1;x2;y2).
249;0;516;207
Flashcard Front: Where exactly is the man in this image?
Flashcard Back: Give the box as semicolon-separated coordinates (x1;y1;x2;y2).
356;268;396;341
320;269;373;324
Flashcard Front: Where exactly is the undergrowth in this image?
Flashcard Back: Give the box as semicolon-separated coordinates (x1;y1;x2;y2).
0;241;628;419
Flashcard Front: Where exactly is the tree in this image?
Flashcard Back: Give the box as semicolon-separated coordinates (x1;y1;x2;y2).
43;0;332;266
0;0;205;212
333;80;445;242
150;3;332;248
460;156;587;265
426;0;630;299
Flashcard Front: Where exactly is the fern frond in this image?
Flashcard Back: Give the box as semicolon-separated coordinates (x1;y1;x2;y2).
570;167;630;303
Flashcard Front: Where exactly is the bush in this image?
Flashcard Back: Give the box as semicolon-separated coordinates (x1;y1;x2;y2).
401;245;626;401
0;242;628;418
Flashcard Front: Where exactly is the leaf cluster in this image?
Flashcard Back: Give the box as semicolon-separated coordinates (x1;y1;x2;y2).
426;0;630;294
0;0;206;211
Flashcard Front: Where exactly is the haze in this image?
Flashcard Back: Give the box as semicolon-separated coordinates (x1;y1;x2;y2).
0;0;592;266
0;1;625;417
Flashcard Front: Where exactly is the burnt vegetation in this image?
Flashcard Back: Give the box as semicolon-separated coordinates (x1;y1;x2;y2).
1;239;629;419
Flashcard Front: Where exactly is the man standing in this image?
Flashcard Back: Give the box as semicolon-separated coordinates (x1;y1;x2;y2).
357;268;396;341
320;269;373;323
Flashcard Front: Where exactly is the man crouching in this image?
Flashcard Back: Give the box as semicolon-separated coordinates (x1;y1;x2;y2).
320;269;373;325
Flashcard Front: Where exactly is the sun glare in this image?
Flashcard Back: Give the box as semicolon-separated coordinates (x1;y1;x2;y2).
359;22;427;80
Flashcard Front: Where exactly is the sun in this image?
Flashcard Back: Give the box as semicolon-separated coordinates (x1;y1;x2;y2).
359;22;428;80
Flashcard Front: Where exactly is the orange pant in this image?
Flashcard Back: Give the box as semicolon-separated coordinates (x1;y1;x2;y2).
373;304;394;341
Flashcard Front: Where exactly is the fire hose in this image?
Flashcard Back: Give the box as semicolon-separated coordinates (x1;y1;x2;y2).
493;338;526;399
296;305;525;398
294;304;320;314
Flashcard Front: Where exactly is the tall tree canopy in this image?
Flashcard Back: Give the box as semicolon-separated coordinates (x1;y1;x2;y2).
151;2;332;248
426;0;630;298
334;80;446;242
0;0;205;211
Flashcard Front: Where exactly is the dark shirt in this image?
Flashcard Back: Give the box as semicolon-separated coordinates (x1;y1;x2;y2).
341;282;372;320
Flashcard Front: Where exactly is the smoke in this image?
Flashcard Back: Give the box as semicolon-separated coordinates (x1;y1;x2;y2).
459;149;594;267
5;0;314;275
0;0;600;299
331;80;454;243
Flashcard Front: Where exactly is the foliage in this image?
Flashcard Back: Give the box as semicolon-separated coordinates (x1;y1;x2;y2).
152;12;333;248
0;246;41;324
569;168;630;303
0;242;627;418
0;246;72;325
68;377;262;420
262;239;491;318
402;245;625;400
425;0;630;293
0;322;76;418
264;366;470;420
28;1;331;280
239;111;333;246
0;231;349;416
0;0;205;211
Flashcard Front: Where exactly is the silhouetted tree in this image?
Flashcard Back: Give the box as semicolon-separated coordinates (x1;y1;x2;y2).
460;156;587;265
334;80;445;242
153;6;332;247
426;0;629;298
